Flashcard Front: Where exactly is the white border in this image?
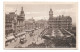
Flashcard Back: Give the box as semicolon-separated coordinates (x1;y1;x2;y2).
0;0;80;52
3;2;78;50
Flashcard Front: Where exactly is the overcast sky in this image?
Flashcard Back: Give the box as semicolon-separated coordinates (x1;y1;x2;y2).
4;2;78;25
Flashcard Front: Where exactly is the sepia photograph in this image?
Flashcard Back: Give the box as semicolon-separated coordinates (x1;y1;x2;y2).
4;2;78;49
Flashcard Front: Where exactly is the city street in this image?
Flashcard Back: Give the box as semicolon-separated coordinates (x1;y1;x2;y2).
6;28;76;48
6;28;45;48
16;28;45;48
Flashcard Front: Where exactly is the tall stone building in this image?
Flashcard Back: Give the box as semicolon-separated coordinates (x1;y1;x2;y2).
5;7;25;37
48;8;54;28
5;12;17;37
48;8;72;30
17;7;25;33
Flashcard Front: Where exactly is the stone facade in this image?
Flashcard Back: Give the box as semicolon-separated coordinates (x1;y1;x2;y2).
17;7;25;33
5;12;17;37
5;7;25;37
48;8;72;30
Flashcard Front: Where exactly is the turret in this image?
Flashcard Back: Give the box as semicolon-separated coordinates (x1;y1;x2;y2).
49;8;53;18
20;7;25;17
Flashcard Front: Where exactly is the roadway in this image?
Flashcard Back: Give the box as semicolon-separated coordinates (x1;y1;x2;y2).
14;28;45;48
5;28;76;48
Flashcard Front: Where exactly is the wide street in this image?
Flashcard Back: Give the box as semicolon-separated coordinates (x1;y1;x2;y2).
15;28;45;48
6;28;75;48
6;28;45;48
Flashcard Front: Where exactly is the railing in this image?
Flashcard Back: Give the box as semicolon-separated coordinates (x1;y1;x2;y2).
63;28;76;39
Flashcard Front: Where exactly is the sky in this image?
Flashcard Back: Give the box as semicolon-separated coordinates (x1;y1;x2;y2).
4;2;78;25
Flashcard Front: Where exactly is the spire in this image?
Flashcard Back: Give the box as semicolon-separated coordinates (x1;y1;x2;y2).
21;7;23;11
49;8;53;18
20;6;24;14
50;8;52;11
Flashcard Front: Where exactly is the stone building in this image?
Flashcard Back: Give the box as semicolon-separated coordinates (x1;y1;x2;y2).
5;12;17;37
17;7;25;33
48;8;72;30
5;7;25;37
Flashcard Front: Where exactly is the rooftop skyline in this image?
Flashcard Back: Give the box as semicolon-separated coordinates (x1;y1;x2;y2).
4;2;77;25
